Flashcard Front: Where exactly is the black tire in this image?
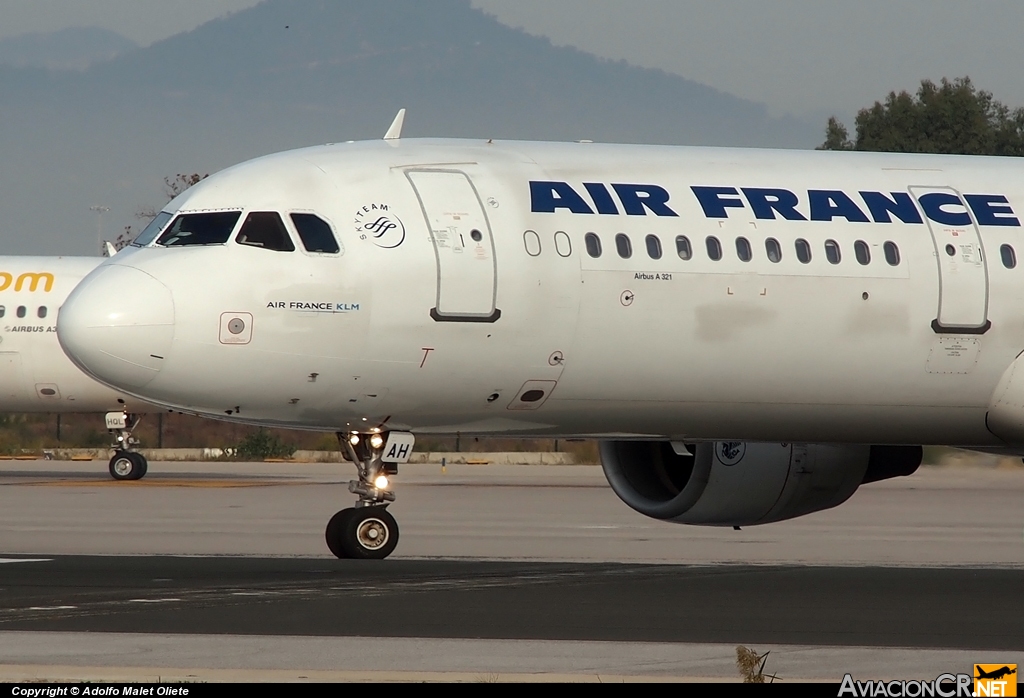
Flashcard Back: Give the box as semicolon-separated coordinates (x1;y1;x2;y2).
109;452;141;481
340;506;399;560
325;509;353;559
131;453;148;480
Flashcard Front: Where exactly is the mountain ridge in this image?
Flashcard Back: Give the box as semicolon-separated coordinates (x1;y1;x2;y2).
0;27;137;71
0;0;816;255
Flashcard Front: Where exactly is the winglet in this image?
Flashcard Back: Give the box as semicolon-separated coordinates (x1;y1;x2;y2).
384;109;406;140
104;241;118;257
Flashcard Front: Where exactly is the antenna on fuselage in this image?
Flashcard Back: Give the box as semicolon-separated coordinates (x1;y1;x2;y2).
383;109;406;140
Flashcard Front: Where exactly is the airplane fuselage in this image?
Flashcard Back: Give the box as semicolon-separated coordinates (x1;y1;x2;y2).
57;139;1024;447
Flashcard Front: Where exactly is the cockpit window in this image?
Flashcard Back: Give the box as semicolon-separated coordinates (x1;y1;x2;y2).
132;211;173;247
236;212;295;252
157;212;242;247
291;213;340;254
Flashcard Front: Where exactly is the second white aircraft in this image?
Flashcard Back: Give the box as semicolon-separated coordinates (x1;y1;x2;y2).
1;256;154;479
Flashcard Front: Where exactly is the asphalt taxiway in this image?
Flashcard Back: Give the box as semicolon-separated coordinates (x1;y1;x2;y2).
1;460;1022;681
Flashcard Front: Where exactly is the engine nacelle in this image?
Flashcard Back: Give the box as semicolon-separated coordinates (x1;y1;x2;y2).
600;441;921;526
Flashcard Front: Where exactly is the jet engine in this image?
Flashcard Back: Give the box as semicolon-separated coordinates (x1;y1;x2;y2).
600;441;921;526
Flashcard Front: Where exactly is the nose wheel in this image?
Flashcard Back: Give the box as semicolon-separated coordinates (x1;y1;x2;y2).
109;451;148;481
325;430;414;560
105;412;148;481
325;506;399;559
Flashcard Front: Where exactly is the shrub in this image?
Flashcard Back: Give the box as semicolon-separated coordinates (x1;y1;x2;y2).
235;429;294;460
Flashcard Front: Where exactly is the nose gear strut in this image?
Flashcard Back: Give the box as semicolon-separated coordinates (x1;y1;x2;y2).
105;411;148;481
325;430;415;560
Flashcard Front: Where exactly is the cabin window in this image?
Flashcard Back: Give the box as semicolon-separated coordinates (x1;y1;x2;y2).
236;212;295;252
585;233;602;258
676;235;692;260
37;306;47;319
524;231;542;257
1001;244;1017;269
132;211;173;247
765;238;782;263
736;237;752;262
554;231;572;258
795;238;812;264
0;306;5;318
884;241;901;266
291;213;340;254
706;236;722;261
16;306;26;318
615;233;632;259
157;211;242;247
645;235;663;260
855;240;871;265
825;239;842;265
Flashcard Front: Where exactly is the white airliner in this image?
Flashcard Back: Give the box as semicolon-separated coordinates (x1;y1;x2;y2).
0;256;153;479
56;112;1024;559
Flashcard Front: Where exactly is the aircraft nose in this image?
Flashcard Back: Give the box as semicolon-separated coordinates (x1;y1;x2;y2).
57;264;175;390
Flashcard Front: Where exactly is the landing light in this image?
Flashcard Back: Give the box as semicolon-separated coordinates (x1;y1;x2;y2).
349;434;360;446
369;434;384;449
374;475;389;490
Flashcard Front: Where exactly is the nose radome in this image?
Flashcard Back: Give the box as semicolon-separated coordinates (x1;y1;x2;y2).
58;264;175;391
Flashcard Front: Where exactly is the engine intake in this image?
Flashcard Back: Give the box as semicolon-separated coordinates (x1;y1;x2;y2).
600;441;921;526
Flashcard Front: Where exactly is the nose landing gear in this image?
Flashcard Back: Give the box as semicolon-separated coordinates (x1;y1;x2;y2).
325;430;414;560
105;411;148;481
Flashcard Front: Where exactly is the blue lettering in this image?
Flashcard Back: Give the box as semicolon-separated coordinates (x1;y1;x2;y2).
530;181;594;214
611;184;678;217
808;190;870;223
691;186;745;218
859;192;924;224
583;183;619;215
965;194;1021;227
918;192;972;226
741;188;807;221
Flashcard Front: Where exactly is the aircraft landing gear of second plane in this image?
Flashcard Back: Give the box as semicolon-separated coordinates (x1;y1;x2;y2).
325;430;415;560
105;411;148;481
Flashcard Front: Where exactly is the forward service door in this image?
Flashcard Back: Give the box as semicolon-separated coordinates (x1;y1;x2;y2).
406;169;500;323
910;186;991;334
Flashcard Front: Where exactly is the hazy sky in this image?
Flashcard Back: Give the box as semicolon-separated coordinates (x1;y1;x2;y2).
3;0;1024;121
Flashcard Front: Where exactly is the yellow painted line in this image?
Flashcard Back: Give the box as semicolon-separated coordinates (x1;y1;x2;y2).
466;459;491;465
70;456;95;461
21;479;306;489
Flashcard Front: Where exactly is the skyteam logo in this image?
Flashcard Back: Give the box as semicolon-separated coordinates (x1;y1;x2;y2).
715;442;745;466
354;203;406;249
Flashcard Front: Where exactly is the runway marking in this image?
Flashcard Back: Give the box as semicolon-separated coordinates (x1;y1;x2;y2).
18;480;306;489
26;606;76;611
127;599;181;604
0;558;52;564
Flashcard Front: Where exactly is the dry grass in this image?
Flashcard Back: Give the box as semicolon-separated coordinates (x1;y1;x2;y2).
736;646;778;683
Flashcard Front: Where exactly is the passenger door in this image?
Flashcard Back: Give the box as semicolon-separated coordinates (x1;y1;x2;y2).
406;169;500;323
0;352;24;402
910;186;990;333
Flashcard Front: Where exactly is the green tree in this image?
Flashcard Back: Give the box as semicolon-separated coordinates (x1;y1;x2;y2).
818;77;1024;156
